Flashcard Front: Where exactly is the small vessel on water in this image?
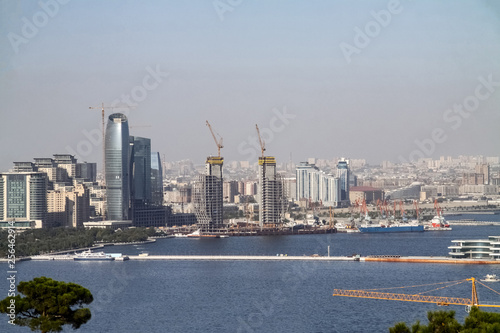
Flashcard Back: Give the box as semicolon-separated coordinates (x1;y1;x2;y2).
425;200;452;231
424;215;452;231
74;249;114;261
186;229;229;238
481;274;500;282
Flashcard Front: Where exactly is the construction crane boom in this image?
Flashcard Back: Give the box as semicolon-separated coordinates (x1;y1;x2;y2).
333;277;500;308
206;120;223;158
333;289;472;306
255;124;265;158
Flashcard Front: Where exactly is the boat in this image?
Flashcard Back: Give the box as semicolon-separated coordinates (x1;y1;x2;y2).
358;220;424;233
425;199;452;231
186;229;228;238
481;274;500;282
74;249;114;261
424;215;452;231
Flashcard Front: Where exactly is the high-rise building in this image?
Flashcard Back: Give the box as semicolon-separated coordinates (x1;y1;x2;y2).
130;136;152;205
0;172;47;227
46;183;90;228
151;152;163;206
105;113;131;220
475;163;490;185
12;162;36;173
336;158;350;205
258;156;286;228
296;162;339;206
76;162;97;182
223;180;239;203
193;156;224;233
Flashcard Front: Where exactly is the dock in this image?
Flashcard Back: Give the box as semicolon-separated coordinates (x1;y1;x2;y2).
7;254;500;265
126;255;355;261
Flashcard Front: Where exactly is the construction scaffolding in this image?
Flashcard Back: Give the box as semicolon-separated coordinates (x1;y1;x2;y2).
193;157;225;233
258;156;287;229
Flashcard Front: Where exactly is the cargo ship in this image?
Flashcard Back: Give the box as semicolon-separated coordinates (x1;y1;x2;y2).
358;220;424;233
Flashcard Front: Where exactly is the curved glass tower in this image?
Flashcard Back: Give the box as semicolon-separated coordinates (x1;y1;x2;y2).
105;113;130;220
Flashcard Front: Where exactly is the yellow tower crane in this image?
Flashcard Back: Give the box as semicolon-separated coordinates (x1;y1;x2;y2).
88;102;134;220
333;277;500;311
255;124;265;158
205;120;223;158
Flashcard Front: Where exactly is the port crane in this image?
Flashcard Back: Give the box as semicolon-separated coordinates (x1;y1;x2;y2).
399;200;405;219
206;120;223;158
413;200;420;220
434;199;443;217
333;277;500;311
89;102;134;220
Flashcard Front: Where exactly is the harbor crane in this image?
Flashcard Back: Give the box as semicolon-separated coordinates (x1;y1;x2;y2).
255;124;265;158
89;102;134;220
434;199;443;217
333;277;500;311
206;120;223;158
414;200;420;220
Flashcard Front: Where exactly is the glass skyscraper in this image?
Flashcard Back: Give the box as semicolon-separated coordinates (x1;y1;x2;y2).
336;158;350;204
150;152;163;206
105;113;130;220
130;136;151;204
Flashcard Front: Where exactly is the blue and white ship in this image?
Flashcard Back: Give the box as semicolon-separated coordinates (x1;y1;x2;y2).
358;222;424;233
358;214;424;233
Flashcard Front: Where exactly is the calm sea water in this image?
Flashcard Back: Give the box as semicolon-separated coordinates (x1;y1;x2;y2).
2;220;500;333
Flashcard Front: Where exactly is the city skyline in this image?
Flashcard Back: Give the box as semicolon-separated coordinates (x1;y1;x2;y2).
1;1;499;172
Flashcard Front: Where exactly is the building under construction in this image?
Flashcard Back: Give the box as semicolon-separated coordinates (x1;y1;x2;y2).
193;122;226;234
258;156;287;229
193;157;225;233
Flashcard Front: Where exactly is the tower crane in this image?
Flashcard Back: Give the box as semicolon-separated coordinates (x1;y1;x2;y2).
205;120;223;158
89;102;134;220
255;124;265;158
333;277;500;310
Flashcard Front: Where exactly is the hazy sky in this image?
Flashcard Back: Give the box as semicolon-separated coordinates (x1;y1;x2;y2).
1;0;499;172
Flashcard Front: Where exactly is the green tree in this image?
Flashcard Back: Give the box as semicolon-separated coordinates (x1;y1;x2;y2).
0;277;93;333
389;307;500;333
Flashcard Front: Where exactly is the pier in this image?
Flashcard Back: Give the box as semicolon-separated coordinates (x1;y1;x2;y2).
21;254;500;264
126;255;355;261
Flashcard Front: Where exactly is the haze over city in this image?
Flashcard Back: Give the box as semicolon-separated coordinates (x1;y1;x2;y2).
1;0;499;172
